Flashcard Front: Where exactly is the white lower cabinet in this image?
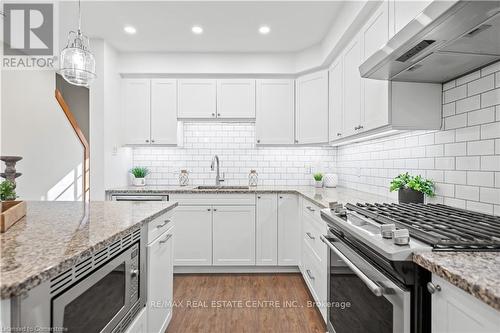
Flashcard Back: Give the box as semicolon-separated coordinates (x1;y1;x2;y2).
431;275;500;333
125;308;146;333
147;226;174;333
173;206;212;266
213;206;256;265
277;194;300;265
256;194;278;265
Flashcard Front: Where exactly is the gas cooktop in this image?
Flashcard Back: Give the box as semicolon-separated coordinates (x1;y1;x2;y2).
346;203;500;251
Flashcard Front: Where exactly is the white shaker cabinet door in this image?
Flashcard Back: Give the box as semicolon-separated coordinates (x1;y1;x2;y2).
362;1;390;132
255;79;295;145
328;58;343;141
295;70;329;145
212;206;256;266
151;79;178;145
177;79;217;118
173;206;213;266
217;79;256;118
431;275;500;333
256;194;278;265
147;228;174;333
123;79;151;145
342;36;362;137
277;194;300;265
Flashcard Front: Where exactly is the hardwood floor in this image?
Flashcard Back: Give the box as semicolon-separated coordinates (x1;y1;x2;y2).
166;273;326;333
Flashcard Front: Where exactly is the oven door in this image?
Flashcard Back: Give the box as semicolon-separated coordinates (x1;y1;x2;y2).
321;234;411;333
52;245;139;333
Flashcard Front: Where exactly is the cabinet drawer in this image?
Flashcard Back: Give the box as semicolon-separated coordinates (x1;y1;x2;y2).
302;213;327;265
170;193;256;206
302;199;322;221
302;241;327;322
147;210;174;244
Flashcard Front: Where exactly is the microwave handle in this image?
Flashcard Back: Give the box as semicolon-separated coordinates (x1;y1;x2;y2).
320;234;384;297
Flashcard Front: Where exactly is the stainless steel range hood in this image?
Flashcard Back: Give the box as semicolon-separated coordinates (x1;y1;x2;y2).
360;1;500;83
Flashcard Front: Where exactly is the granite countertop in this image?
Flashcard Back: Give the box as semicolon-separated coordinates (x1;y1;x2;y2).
414;252;500;312
0;201;177;299
106;185;395;208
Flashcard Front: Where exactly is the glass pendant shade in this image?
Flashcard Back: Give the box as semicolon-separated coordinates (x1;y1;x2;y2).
59;31;96;87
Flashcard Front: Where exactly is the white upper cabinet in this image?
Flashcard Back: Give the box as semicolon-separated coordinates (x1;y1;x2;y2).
177;79;217;118
123;79;151;145
390;0;433;37
295;70;329;144
151;79;178;145
342;36;362;138
361;1;390;132
217;79;256;118
255;79;295;145
328;58;343;141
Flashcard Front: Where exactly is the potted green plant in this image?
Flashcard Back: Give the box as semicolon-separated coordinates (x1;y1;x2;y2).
313;173;323;188
0;180;17;201
390;173;435;204
130;167;150;187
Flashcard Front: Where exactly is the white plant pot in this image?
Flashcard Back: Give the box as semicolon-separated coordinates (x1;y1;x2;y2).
323;174;338;188
133;177;146;187
314;180;323;188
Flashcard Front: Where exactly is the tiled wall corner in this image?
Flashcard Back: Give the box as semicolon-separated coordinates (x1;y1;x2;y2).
133;123;336;186
336;61;500;216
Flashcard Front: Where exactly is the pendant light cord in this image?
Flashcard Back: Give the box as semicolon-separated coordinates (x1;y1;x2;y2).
77;0;81;34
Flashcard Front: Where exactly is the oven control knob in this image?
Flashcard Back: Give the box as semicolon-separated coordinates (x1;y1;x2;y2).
130;269;139;278
380;224;396;239
393;229;410;246
427;282;441;294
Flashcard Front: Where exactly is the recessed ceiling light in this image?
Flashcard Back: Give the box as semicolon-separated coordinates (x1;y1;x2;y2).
259;25;271;35
123;25;137;34
192;25;203;34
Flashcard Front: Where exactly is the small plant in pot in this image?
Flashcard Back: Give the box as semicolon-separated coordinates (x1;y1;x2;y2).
313;173;324;188
390;173;435;204
0;180;17;201
130;167;150;187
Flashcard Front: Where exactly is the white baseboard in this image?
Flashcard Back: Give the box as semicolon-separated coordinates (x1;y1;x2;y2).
174;266;300;274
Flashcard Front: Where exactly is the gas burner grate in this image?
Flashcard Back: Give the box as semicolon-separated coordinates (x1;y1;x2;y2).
345;203;500;251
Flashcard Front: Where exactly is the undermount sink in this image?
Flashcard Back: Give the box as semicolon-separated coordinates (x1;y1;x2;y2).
195;185;249;190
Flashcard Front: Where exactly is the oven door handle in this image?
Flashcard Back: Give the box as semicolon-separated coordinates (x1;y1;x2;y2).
320;234;384;297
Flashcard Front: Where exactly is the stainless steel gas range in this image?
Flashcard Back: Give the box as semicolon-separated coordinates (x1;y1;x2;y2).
320;203;500;333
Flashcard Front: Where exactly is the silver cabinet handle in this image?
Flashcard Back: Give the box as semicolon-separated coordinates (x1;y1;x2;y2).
257;139;260;143
294;140;299;144
207;208;211;211
306;232;315;240
156;219;171;229
427;282;441;294
337;133;342;136
306;269;315;280
217;113;221;117
257;196;261;199
359;125;364;129
151;139;155;143
213;208;217;211
145;139;150;143
320;235;384;297
306;206;315;212
130;269;139;277
159;234;172;244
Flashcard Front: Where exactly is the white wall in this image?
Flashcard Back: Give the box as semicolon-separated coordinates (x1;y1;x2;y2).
133;122;336;186
336;61;500;216
1;70;83;200
91;39;132;199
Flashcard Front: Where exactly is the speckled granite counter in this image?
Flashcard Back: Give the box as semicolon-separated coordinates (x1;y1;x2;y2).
414;252;500;311
106;185;395;208
0;201;177;299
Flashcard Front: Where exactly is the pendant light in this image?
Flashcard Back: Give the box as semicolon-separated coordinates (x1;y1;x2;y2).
59;0;96;87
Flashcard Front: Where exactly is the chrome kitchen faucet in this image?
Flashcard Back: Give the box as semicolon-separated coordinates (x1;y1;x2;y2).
211;155;225;185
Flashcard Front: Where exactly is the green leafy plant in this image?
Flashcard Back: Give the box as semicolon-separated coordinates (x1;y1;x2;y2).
313;173;323;181
0;180;17;201
390;172;435;197
130;167;150;178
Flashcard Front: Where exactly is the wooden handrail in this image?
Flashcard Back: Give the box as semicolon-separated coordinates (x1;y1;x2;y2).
55;89;90;201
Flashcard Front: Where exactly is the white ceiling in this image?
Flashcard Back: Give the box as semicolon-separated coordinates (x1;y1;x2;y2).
59;1;346;53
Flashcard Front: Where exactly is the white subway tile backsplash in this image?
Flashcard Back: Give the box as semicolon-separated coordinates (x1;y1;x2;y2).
444;170;466;185
455;185;480;201
456;156;480;170
444;85;467;103
456;95;480;114
480;122;500;139
466;201;494;215
467;107;495;126
457;70;480;86
480;188;500;205
444;114;467;130
467;140;495;156
435;157;456;170
443;80;456;91
481;88;500;108
443;197;466;209
481;156;500;171
435;130;455;144
444;142;466;156
467;75;495;96
455;126;480;142
442;103;455;117
482;62;500;76
426;144;444;157
467;171;494;187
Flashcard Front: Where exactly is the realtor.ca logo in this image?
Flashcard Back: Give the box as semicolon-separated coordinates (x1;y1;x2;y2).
3;3;55;69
